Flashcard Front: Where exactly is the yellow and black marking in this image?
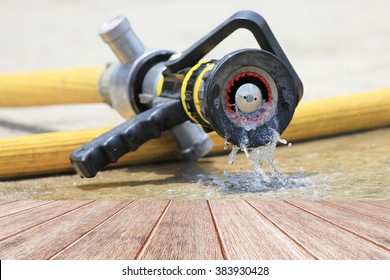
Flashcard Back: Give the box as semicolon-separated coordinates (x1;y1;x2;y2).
156;75;164;96
181;61;215;128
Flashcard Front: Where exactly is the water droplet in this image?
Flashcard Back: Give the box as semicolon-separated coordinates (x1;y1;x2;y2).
228;145;240;165
223;140;230;150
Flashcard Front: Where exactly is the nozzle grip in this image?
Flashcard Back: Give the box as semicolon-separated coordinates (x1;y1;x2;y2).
70;100;188;178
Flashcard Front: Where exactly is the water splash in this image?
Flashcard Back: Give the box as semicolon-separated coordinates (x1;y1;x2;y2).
225;129;289;184
227;145;240;165
205;170;310;196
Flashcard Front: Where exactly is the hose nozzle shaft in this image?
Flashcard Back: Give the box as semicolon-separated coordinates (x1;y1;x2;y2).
98;15;145;65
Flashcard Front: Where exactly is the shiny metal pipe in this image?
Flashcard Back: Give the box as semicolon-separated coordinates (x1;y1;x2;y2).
98;15;145;65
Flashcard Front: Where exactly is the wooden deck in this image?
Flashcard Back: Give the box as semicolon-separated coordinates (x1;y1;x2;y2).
0;200;389;260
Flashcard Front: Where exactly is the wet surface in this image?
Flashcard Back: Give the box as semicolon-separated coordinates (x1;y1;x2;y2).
1;1;390;138
0;128;389;200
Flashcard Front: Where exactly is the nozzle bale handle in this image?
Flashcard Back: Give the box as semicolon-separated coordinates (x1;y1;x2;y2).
70;101;188;178
166;10;302;101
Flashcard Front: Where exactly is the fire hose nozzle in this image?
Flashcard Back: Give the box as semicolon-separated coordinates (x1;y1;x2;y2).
71;10;303;178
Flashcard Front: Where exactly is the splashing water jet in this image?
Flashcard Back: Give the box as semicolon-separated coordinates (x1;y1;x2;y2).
226;130;289;184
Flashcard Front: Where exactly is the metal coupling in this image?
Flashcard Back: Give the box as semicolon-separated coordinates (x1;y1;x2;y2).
98;15;145;66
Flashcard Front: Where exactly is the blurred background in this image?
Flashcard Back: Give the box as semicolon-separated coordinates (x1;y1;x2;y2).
0;0;389;137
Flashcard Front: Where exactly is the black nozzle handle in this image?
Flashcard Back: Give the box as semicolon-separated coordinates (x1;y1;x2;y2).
70;100;188;178
166;10;302;100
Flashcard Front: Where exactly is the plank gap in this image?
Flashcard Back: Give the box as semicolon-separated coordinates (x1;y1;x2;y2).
134;200;171;260
0;201;17;206
246;201;319;260
323;201;390;224
207;200;229;260
0;200;54;219
0;201;56;219
48;200;134;260
359;200;390;210
52;201;171;259
285;201;390;252
0;200;94;242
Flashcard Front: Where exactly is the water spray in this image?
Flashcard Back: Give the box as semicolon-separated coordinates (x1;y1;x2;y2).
70;10;303;178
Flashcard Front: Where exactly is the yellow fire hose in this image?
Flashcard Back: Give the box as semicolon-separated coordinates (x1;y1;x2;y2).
0;68;103;106
0;69;389;179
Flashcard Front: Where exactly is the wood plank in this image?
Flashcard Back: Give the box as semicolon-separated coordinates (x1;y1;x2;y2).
249;201;390;259
208;200;314;260
0;200;91;241
0;201;130;259
359;200;390;209
0;200;388;260
139;201;224;260
288;201;390;250
52;201;169;260
0;200;53;217
326;201;390;223
0;200;17;206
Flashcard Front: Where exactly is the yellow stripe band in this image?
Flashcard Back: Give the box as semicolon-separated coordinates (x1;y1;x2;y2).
156;75;164;96
193;63;215;125
180;62;204;123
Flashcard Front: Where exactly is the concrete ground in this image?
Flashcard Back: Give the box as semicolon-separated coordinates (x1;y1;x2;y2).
0;0;389;137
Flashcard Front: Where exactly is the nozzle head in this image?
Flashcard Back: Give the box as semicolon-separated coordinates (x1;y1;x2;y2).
203;49;299;147
235;83;263;113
